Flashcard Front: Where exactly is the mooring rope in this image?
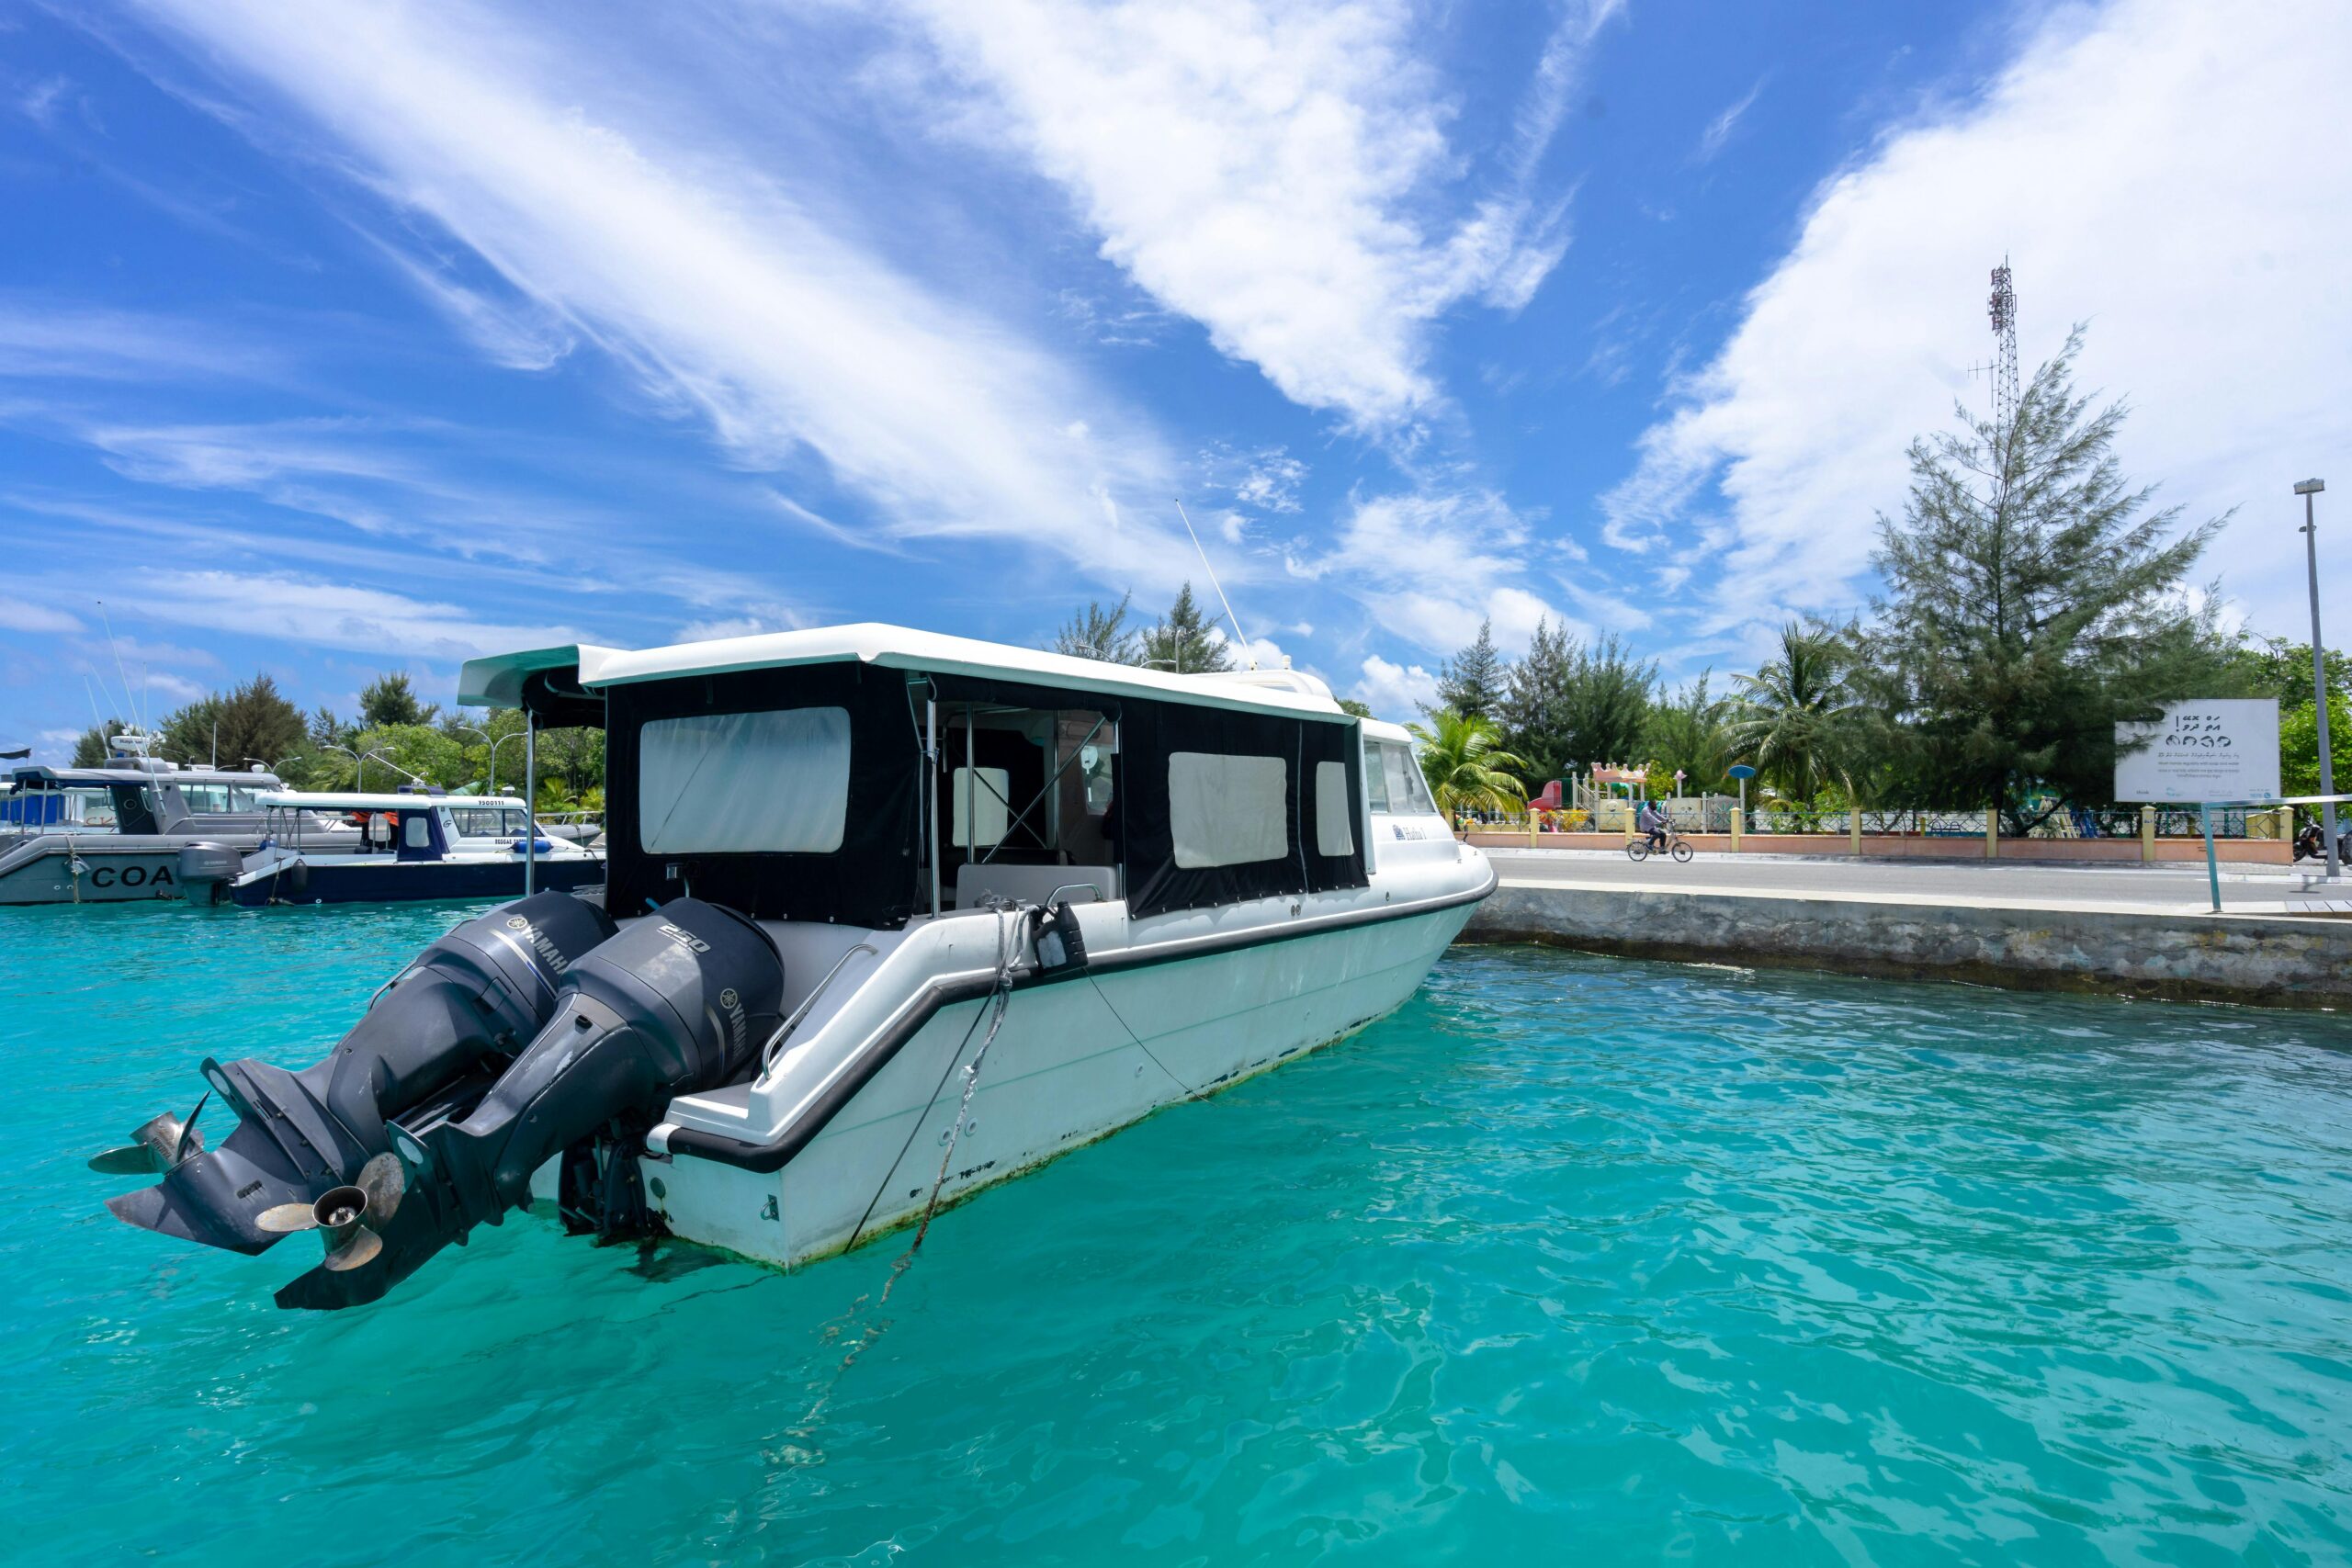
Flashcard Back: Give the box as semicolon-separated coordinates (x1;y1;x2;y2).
783;906;1020;1453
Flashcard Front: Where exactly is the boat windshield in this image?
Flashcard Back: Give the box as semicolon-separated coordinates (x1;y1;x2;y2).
447;806;537;840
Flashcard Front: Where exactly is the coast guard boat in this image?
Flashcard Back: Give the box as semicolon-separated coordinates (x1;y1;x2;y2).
93;624;1494;1310
0;743;356;906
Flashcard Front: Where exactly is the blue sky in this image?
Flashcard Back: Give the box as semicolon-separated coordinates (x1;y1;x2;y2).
3;0;2346;755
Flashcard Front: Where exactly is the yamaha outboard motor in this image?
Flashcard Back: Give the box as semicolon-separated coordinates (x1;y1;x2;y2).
97;891;616;1257
275;898;784;1311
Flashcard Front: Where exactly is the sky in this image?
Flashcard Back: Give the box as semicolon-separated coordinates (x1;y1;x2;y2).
3;0;2347;757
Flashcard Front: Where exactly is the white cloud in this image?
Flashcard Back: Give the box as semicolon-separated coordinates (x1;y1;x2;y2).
120;570;583;661
889;0;1603;427
0;300;281;382
127;0;1184;577
0;596;82;634
1353;653;1438;720
1316;485;1580;654
1601;0;2352;639
1692;78;1763;164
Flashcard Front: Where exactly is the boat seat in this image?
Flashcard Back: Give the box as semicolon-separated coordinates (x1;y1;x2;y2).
953;863;1117;910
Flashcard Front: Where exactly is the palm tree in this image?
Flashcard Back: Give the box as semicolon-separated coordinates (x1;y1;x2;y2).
1724;623;1861;800
1406;709;1530;817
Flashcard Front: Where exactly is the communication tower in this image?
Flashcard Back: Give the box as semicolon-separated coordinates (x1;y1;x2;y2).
1986;259;2018;430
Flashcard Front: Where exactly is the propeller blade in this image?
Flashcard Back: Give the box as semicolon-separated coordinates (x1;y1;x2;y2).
171;1091;211;1167
322;1226;383;1272
88;1145;159;1176
356;1152;405;1222
254;1203;320;1234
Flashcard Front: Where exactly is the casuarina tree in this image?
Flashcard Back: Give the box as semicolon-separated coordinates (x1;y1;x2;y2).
1435;619;1505;720
1141;583;1233;674
1863;327;2231;832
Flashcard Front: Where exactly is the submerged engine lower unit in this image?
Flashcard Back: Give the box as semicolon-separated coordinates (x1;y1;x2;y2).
96;895;784;1311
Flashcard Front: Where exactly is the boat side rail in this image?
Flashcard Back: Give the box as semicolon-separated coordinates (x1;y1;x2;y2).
650;866;1498;1175
760;942;879;1071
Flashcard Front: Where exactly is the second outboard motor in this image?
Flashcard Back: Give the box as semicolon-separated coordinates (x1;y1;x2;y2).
100;890;616;1256
277;898;785;1311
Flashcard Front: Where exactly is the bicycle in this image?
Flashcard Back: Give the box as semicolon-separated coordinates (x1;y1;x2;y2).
1626;827;1694;863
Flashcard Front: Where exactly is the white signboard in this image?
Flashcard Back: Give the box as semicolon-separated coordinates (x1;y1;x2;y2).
2113;699;2280;803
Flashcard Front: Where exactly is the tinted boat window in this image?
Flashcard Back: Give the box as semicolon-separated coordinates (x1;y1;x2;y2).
1364;741;1392;812
640;706;850;854
1314;761;1354;857
1168;751;1287;869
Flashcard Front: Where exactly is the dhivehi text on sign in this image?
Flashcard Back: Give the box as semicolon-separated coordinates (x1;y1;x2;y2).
2113;699;2280;803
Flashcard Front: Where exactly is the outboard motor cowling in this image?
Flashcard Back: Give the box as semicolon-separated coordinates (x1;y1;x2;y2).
278;898;785;1311
175;842;243;905
101;890;616;1256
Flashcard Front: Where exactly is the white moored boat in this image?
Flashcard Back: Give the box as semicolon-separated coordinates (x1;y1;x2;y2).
95;624;1494;1310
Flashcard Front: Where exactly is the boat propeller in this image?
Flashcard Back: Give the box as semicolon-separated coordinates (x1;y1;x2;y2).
253;1152;405;1272
86;1092;209;1177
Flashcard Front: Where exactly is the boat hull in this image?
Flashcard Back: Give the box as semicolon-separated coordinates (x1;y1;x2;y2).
226;855;606;907
0;841;192;906
646;898;1474;1268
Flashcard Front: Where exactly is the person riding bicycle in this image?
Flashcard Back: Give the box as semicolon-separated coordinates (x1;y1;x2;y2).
1636;797;1669;852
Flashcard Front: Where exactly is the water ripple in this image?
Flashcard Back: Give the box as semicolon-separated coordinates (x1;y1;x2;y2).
6;912;2352;1563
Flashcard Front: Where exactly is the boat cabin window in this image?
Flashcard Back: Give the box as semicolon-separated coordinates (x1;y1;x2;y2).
177;784;229;815
639;705;849;854
1168;751;1288;870
1371;740;1434;815
949;767;1010;848
404;814;434;850
448;807;532;840
1314;761;1354;857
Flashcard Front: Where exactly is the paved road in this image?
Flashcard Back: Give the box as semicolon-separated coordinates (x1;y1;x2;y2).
1481;846;2352;914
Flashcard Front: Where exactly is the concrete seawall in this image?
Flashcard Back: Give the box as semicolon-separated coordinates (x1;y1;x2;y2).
1463;882;2352;1010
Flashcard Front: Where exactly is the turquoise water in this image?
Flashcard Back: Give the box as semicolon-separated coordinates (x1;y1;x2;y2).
6;906;2352;1565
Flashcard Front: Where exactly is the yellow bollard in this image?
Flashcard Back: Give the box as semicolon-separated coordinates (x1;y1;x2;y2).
1528;810;1541;850
1729;805;1742;853
1849;810;1862;857
2140;804;2155;863
1985;807;1998;860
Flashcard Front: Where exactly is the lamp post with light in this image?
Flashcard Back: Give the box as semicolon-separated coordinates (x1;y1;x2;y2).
2296;478;2337;880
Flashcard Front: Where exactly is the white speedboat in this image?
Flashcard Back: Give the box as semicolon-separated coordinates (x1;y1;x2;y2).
95;624;1494;1310
217;791;604;906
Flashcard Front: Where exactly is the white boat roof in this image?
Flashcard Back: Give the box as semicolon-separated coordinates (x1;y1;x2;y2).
258;792;519;812
459;624;1350;722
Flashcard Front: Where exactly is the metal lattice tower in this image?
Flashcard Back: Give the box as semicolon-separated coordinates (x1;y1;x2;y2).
1986;259;2018;430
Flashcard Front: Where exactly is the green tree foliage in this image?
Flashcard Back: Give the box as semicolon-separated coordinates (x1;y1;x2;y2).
2222;637;2352;709
1141;583;1233;674
1053;593;1143;663
1335;697;1374;719
1498;622;1656;788
1861;328;2231;831
1406;709;1528;816
1642;672;1729;794
73;719;126;766
158;674;309;771
358;671;437;729
1435;619;1505;720
1725;623;1861;800
2280;691;2352;798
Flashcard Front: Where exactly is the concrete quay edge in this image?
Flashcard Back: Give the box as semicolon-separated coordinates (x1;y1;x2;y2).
1460;879;2352;1011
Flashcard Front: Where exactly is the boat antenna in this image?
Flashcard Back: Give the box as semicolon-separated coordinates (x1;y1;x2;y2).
96;600;141;732
1170;497;1255;670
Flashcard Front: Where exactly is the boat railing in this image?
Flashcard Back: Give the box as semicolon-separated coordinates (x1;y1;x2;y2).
760;942;879;1072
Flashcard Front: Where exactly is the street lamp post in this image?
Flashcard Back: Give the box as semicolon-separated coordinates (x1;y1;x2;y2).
322;744;364;791
2296;478;2337;880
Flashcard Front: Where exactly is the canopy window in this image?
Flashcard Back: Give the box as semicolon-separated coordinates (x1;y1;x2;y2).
1118;699;1366;918
603;663;919;927
640;706;851;855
